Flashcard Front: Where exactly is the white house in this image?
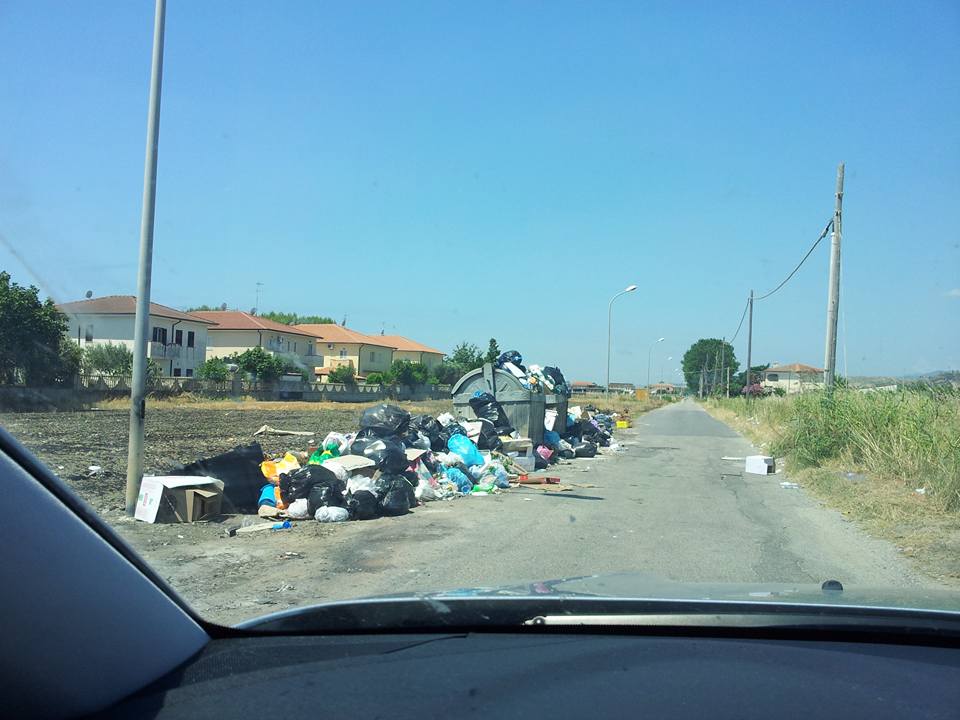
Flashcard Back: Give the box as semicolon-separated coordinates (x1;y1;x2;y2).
57;296;214;377
190;311;318;368
761;363;824;394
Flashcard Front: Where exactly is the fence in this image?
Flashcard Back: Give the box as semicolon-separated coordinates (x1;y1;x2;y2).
1;375;453;410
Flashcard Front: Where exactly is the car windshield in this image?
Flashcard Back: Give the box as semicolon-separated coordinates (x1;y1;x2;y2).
1;2;958;627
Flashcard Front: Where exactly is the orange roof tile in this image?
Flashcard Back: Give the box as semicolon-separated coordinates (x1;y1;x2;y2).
377;334;444;355
191;311;317;337
57;296;215;323
766;363;824;374
293;324;396;348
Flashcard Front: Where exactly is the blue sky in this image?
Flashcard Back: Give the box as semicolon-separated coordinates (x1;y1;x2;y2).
2;1;958;381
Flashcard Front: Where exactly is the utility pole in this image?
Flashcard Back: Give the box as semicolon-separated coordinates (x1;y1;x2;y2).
745;290;754;393
823;162;844;391
719;337;725;396
726;367;731;398
125;0;167;516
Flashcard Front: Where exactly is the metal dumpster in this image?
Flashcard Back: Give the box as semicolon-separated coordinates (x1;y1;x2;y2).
451;363;546;446
544;393;568;434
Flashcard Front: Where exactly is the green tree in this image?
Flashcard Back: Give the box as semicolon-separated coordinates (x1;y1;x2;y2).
197;357;230;381
733;363;769;389
233;346;286;382
483;338;501;364
450;342;483;372
365;371;386;385
83;343;134;375
0;271;79;386
185;304;217;312
328;364;355;384
431;360;464;385
260;310;336;326
389;359;429;386
681;338;739;396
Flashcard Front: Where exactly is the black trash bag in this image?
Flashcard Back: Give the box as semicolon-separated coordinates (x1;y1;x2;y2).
306;476;347;516
438;422;467;448
359;404;411;438
558;448;575;460
475;418;503;451
496;350;525;371
402;470;420;507
279;465;339;507
346;490;379;520
401;428;431;451
534;452;549;470
350;436;409;473
410;415;444;450
174;442;265;514
468;391;514;434
573;441;598;458
376;474;412;516
420;452;440;474
543;366;570;396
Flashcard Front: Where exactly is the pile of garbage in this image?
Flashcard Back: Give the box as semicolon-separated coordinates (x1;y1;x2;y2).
495;350;571;396
173;401;627;526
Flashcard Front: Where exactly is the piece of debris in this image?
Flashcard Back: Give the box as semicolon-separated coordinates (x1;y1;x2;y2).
914;488;926;495
779;482;800;489
721;456;744;461
253;425;315;437
87;465;102;476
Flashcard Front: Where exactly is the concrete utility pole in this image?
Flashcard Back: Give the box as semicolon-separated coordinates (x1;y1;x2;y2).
125;0;167;516
823;163;844;391
726;367;731;398
745;290;754;392
606;285;638;395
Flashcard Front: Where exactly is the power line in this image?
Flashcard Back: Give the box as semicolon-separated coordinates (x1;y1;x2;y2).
754;218;834;301
729;297;749;343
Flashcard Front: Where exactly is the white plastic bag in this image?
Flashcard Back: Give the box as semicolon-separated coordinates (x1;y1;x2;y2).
436;412;456;427
285;498;310;519
436;451;465;468
347;474;376;494
322;460;349;482
315;506;349;522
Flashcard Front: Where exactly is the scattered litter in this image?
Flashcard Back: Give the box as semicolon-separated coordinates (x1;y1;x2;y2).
779;482;800;489
235;520;292;534
87;465;102;476
914;488;926;495
721;456;744;461
745;455;775;475
315;506;350;522
253;425;315;437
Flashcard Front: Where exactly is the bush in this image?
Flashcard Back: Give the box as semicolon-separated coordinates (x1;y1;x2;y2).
197;358;230;382
83;343;134;375
328;365;355;384
365;371;386;385
430;360;462;385
389;360;429;386
233;347;286;382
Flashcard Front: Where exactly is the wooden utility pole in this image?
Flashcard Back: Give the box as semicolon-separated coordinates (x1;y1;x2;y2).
823;163;844;391
745;290;754;392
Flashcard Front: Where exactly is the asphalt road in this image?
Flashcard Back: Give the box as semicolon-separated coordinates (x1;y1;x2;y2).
133;400;932;624
281;399;929;601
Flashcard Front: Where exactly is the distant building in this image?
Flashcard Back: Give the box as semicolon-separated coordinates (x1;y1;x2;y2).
294;324;397;381
377;335;445;369
648;382;678;395
191;311;318;367
608;382;636;394
571;381;603;394
761;363;824;394
57;295;215;377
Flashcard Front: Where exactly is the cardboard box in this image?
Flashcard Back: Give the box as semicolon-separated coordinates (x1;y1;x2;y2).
745;456;776;475
323;454;377;478
135;476;224;524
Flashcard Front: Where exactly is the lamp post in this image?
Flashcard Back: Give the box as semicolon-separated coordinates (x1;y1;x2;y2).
607;285;638;395
647;337;664;388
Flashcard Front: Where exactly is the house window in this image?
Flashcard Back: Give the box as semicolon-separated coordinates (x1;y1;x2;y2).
294;342;297;353
151;327;168;344
84;325;94;342
173;368;182;377
766;373;779;382
185;368;193;377
174;329;183;345
339;348;347;358
187;331;195;348
369;351;376;362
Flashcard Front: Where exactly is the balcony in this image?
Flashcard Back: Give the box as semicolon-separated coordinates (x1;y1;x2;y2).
329;357;354;370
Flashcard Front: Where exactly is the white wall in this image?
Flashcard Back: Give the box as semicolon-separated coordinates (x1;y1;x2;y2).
63;313;209;376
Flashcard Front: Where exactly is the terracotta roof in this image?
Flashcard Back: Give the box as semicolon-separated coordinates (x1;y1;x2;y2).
191;311;317;337
293;324;396;348
57;296;215;323
572;381;600;387
765;363;824;374
377;334;444;355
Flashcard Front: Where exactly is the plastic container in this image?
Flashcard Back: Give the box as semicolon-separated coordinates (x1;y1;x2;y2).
452;363;546;445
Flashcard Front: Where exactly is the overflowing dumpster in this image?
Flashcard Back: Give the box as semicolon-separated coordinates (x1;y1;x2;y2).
452;363;546;446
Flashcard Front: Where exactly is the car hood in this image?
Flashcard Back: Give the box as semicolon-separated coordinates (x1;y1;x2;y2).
238;572;960;632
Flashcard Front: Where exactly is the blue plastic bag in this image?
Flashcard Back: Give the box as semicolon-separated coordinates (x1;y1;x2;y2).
448;434;484;467
543;430;562;448
444;467;473;493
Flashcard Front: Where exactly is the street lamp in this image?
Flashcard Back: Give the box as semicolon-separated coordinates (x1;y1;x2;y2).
607;285;638;394
647;337;664;388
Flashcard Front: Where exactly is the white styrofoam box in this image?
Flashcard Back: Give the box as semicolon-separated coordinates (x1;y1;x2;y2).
745;455;776;475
